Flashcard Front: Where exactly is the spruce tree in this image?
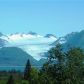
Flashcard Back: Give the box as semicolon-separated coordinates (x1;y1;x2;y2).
6;75;15;84
24;59;31;81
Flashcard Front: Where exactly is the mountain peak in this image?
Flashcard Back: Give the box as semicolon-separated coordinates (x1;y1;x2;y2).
28;31;37;35
45;34;56;38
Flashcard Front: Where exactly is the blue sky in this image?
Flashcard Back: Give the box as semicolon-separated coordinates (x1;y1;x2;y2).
0;0;84;37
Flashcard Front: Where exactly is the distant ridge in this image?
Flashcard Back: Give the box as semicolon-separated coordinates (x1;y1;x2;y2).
0;32;57;60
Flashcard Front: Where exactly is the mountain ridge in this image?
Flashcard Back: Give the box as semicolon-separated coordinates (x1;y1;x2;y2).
1;30;84;60
52;30;84;50
0;32;57;60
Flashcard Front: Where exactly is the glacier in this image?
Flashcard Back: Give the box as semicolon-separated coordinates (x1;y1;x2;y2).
0;32;57;60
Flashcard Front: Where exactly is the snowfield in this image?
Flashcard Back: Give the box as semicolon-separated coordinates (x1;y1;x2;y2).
0;32;57;60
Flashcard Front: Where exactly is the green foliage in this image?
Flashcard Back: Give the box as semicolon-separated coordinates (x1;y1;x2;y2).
0;45;84;84
21;80;29;84
24;59;31;81
40;45;84;84
6;75;15;84
30;68;39;84
64;48;84;84
24;61;39;84
39;44;63;83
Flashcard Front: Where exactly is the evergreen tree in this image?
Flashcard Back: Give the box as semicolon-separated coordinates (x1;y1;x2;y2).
6;75;15;84
24;59;31;81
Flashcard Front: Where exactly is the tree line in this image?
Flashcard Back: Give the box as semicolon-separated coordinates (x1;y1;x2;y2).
6;44;84;84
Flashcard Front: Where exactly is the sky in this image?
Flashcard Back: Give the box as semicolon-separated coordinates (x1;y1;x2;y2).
0;0;84;37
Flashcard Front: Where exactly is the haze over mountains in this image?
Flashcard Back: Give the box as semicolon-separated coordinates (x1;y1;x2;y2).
0;31;57;60
0;30;84;62
0;30;84;71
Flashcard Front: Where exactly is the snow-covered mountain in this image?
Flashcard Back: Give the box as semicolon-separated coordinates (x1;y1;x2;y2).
52;30;84;51
0;32;57;60
1;30;84;61
52;37;66;45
